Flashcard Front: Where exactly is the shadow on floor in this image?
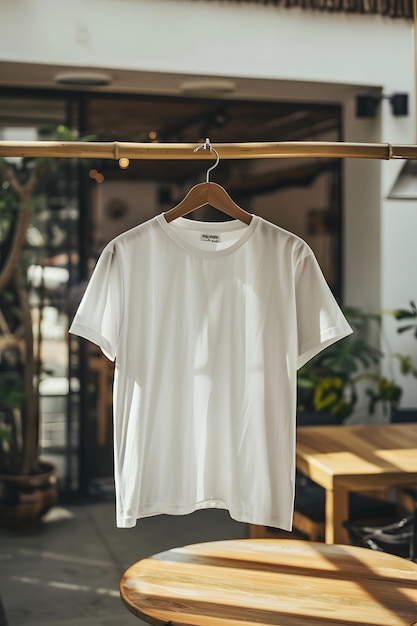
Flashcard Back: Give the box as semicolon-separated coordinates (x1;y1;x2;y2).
1;502;275;626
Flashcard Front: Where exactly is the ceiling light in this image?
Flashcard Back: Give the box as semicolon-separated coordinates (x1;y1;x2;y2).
54;72;112;86
179;79;236;97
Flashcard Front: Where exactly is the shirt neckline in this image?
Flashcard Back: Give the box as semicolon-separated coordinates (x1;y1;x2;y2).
156;214;259;258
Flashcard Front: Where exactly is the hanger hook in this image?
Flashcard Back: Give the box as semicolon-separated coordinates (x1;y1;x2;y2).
194;138;220;182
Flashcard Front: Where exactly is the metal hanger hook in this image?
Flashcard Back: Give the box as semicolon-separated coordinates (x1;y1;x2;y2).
194;138;220;182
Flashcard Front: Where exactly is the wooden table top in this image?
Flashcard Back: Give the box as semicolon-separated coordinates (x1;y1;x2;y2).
120;538;417;626
296;422;417;491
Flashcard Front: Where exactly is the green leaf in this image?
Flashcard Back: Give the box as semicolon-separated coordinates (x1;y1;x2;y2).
394;310;417;320
397;324;417;333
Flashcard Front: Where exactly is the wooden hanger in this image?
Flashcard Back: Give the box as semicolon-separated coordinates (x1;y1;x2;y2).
163;181;252;224
163;139;252;225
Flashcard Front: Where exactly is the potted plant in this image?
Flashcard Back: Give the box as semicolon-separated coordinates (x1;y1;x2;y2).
0;126;95;527
297;307;402;423
385;300;417;421
0;143;58;527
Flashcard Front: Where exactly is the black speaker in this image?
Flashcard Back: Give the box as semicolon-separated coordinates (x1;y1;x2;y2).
356;93;409;118
356;95;379;118
390;93;408;116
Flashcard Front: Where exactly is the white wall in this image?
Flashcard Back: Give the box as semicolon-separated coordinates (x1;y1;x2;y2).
379;60;417;408
343;91;417;409
0;1;412;89
343;96;383;313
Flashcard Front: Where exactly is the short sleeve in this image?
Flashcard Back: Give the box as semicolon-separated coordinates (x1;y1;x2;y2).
295;251;352;370
69;246;123;361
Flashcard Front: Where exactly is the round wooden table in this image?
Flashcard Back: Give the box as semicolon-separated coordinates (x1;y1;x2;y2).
120;538;417;626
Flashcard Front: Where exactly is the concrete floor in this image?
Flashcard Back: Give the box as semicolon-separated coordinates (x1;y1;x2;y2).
0;502;253;626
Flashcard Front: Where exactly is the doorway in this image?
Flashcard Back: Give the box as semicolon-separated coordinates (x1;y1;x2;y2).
0;88;342;497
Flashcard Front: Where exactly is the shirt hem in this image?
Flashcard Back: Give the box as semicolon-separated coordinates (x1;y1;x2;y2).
116;501;293;532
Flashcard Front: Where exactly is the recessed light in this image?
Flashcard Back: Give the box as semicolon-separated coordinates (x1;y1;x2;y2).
54;72;112;86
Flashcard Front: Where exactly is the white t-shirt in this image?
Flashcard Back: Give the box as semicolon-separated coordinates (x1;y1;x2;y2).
69;214;352;530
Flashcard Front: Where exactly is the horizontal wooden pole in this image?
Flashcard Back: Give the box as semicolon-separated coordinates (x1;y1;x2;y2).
0;140;416;160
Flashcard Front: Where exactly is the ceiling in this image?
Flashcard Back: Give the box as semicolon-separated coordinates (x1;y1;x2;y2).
87;96;341;188
88;98;339;144
0;62;345;190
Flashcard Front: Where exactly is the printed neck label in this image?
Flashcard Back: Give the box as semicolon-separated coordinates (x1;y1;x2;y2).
201;233;221;243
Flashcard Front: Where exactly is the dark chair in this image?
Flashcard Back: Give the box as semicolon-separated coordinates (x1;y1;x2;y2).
293;484;399;541
391;409;417;512
343;508;417;562
249;477;399;543
342;410;417;558
391;408;417;423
